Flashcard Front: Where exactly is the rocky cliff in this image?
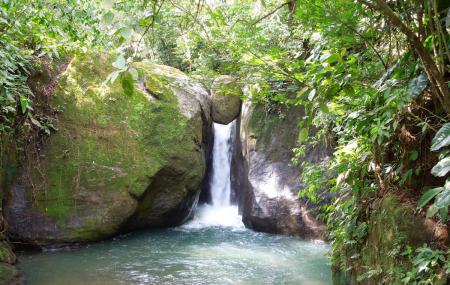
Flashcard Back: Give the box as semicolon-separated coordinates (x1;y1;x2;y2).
231;102;328;238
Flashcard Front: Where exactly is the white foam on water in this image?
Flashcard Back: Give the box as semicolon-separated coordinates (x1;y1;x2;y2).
184;121;244;230
183;204;244;229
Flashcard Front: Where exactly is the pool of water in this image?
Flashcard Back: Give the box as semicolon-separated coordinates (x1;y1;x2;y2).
19;225;331;285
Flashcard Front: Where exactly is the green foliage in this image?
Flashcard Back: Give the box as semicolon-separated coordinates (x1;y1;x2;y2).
431;123;450;152
418;123;450;222
0;0;105;134
401;245;448;285
0;0;448;283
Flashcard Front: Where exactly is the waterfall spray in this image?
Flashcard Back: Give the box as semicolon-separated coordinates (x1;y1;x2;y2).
183;121;243;229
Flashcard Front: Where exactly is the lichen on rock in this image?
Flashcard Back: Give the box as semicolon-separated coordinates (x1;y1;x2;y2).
4;53;212;245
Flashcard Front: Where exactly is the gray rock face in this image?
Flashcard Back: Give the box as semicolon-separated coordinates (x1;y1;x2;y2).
231;102;328;238
211;75;241;124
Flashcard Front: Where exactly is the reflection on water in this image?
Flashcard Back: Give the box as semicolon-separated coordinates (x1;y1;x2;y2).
20;227;331;285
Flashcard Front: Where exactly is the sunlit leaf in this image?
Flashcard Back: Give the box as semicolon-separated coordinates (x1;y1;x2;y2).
407;73;427;99
112;54;126;69
20;96;29;114
435;183;450;208
431;123;450;151
431;157;450;177
118;27;133;40
102;11;114;25
426;204;439;218
128;67;139;80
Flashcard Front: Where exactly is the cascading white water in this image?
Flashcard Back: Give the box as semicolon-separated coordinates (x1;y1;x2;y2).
210;122;233;206
183;121;243;229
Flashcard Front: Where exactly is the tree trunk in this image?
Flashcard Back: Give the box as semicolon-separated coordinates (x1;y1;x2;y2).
359;0;450;115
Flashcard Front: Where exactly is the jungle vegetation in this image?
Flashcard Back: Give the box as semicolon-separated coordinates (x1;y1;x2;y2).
1;0;450;282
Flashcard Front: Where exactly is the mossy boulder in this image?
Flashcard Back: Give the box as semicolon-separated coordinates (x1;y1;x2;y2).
4;54;211;245
211;75;241;124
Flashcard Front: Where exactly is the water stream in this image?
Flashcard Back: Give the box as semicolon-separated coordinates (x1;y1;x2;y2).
19;122;332;284
185;121;243;229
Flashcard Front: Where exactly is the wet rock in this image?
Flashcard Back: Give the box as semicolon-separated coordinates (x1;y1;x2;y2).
231;102;328;238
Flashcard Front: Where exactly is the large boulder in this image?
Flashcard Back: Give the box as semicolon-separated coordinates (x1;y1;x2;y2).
4;54;212;246
231;102;327;238
211;75;241;124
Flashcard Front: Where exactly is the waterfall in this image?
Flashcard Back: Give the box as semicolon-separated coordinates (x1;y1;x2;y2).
183;121;243;229
210;122;233;206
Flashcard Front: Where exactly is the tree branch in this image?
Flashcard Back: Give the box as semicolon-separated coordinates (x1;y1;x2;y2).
252;1;290;26
359;0;450;115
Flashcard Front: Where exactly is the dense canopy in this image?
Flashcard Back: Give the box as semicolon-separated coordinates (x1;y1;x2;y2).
1;0;450;283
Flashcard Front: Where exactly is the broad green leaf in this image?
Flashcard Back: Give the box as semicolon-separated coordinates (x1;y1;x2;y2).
426;204;439;218
407;74;427;99
319;101;329;113
343;84;355;96
435;188;450;208
439;207;448;222
431;157;450;177
296;86;309;98
118;27;133;40
112;54;126;69
431;123;450;151
121;72;135;97
418;187;443;208
19;96;28;114
325;53;340;64
102;11;114;25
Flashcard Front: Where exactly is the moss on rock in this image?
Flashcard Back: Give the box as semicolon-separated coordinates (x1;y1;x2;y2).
4;53;211;245
332;195;444;285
